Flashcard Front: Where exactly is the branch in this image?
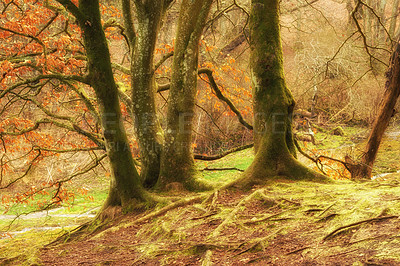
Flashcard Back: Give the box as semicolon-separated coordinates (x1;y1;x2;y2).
286;0;319;13
36;147;102;153
351;1;389;67
66;82;100;123
112;62;130;75
0;74;89;98
55;0;86;24
9;92;74;121
194;143;253;161
0;149;41;189
0;118;105;149
361;0;394;46
121;0;136;48
198;68;253;130
154;51;174;72
0;26;48;64
195;103;227;137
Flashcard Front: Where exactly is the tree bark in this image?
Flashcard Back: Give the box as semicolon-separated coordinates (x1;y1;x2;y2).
235;0;329;188
127;0;170;188
389;0;400;38
158;0;213;190
349;38;400;179
78;0;152;214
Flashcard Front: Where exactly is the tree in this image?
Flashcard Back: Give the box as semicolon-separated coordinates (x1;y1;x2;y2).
158;0;213;190
0;0;219;221
125;0;171;188
234;0;329;187
57;0;154;216
347;38;400;179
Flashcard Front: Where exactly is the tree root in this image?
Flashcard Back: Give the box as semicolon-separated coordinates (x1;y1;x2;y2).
242;210;286;225
91;195;208;240
323;215;398;241
201;249;213;266
208;189;265;239
234;228;283;256
202;190;219;212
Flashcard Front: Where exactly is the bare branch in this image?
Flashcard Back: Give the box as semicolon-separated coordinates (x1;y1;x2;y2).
0;148;41;189
154;51;174;72
198;68;253;130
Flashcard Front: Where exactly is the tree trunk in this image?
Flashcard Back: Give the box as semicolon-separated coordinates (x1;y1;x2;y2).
79;0;152;215
128;1;169;188
158;0;213;190
235;0;329;188
389;0;400;38
349;39;400;179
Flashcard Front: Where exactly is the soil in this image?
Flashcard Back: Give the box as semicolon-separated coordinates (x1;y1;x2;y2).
39;179;400;265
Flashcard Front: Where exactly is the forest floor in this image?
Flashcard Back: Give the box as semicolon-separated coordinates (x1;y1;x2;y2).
2;125;400;265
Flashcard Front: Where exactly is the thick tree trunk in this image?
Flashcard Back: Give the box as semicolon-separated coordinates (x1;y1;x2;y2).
349;39;400;179
129;1;168;188
79;0;152;215
158;0;213;190
235;0;329;188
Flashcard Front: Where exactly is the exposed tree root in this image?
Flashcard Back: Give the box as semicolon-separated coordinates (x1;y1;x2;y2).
201;249;213;266
208;189;265;239
317;202;337;217
202;190;219;212
285;246;310;255
92;194;208;240
234;228;283;256
243;210;287;225
323;215;398;241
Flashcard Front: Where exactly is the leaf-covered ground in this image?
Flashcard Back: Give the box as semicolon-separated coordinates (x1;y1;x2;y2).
2;126;400;265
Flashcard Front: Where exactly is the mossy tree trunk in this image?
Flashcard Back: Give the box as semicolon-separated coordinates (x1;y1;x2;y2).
348;39;400;179
158;0;213;190
60;0;152;216
124;0;171;188
236;0;329;187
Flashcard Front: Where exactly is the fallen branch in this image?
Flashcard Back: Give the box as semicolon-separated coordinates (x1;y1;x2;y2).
194;143;253;161
323;215;398;241
201;167;244;172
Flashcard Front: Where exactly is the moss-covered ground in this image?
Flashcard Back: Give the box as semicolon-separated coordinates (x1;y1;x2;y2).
1;126;400;265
